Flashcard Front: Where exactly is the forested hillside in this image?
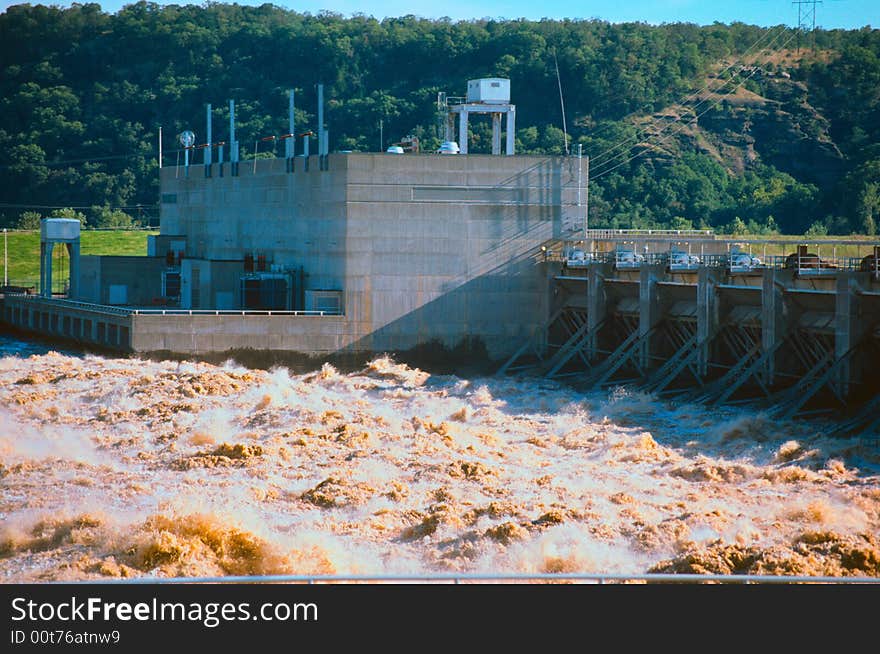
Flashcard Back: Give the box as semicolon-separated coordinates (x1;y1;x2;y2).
1;2;877;234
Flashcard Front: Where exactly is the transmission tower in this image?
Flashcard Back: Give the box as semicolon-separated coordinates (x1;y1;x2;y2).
793;0;823;54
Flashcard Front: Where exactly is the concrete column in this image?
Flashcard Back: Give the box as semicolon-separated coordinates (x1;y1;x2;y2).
639;263;665;370
204;103;212;177
458;110;468;154
586;262;609;358
761;267;787;386
835;271;864;397
40;241;54;297
491;113;502;155
67;241;80;299
286;89;295;160
506;107;516;155
317;84;325;156
229;99;239;176
696;266;721;376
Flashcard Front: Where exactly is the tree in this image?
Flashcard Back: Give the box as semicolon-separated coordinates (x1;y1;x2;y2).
727;217;748;236
16;211;42;230
92;207;134;228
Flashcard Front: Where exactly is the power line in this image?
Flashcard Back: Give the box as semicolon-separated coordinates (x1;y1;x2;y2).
583;22;791;150
0;202;157;211
589;27;800;183
588;23;792;175
553;49;570;155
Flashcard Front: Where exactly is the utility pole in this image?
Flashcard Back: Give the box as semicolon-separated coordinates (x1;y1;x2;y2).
379;119;383;152
793;0;822;54
3;227;7;287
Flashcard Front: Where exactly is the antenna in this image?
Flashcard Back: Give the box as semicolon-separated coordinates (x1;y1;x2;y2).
553;49;569;155
436;92;447;142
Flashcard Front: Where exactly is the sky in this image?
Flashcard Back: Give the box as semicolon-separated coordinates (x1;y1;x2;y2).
0;0;877;29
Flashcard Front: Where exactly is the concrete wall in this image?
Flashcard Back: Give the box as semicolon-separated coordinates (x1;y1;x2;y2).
157;153;581;359
161;156;347;292
75;256;166;306
341;154;576;358
2;296;133;349
130;313;347;354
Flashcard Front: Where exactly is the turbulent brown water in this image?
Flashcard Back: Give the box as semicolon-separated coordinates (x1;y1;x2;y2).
1;335;878;581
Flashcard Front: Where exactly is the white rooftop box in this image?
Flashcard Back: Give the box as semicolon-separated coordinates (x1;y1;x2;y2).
41;218;81;241
466;78;510;104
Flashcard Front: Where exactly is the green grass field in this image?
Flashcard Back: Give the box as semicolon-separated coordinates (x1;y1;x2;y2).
2;229;157;294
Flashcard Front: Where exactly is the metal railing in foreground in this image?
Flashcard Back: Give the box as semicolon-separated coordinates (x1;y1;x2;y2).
68;572;880;585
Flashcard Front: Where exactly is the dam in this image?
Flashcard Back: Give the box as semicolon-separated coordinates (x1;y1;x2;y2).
0;77;878;435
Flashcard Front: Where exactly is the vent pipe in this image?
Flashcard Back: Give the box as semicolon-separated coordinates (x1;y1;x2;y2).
205;103;212;176
229;99;239;175
287;89;295;159
317;83;325;156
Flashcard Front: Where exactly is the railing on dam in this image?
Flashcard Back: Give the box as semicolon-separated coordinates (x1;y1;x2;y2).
131;308;339;316
555;240;880;278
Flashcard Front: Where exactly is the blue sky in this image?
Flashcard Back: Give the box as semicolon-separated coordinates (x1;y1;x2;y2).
1;0;877;29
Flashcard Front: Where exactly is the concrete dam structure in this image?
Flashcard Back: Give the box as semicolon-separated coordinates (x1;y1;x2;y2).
497;233;880;434
1;151;583;364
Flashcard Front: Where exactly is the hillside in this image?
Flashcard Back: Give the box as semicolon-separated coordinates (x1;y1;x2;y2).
0;4;877;235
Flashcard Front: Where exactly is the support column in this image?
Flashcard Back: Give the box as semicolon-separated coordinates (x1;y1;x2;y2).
41;242;54;297
491;113;502;155
286;89;295;172
458;110;468;154
761;267;787;386
317;84;324;156
229;99;239;177
505;107;516;155
204;103;212;177
586;262;609;359
835;271;864;398
639;264;665;370
303;134;310;171
67;242;79;299
697;267;721;376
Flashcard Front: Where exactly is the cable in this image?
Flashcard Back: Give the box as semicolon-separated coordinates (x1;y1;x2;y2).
589;27;800;183
0;202;157;211
589;25;792;175
590;25;795;177
587;23;792;172
553;48;570;155
582;23;791;147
